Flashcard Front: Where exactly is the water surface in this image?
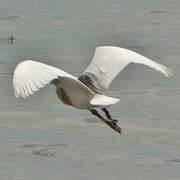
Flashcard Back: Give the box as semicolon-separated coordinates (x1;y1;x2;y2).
0;0;180;179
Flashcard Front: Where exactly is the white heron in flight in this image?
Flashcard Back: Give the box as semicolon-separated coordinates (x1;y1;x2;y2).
13;46;172;134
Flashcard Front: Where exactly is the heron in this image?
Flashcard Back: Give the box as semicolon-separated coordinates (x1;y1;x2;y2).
13;46;172;134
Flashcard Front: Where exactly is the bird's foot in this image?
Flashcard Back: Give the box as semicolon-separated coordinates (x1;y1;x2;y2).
90;109;122;134
111;119;118;123
103;118;122;134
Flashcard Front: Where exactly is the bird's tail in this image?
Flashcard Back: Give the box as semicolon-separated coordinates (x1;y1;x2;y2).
90;94;120;107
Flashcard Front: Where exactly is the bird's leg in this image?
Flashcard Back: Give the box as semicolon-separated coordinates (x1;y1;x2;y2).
101;108;118;123
90;109;121;134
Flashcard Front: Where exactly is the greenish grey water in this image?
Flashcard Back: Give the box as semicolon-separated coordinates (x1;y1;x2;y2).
0;0;180;179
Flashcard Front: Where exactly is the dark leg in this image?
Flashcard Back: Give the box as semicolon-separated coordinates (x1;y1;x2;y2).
101;108;111;119
101;108;117;122
90;109;121;134
102;108;117;122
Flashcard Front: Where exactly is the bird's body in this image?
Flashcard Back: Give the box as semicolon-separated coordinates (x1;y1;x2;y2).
52;76;119;109
13;46;172;133
52;77;94;109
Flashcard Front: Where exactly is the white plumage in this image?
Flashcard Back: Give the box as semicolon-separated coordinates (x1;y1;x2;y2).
13;60;77;98
84;46;172;91
13;46;172;133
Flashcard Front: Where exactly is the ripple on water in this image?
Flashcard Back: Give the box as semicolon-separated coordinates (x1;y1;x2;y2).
0;15;19;21
32;148;55;157
149;10;167;14
155;90;180;97
20;143;68;148
84;118;101;124
163;158;180;163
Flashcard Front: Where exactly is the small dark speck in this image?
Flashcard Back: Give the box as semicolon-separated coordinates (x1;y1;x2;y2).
164;158;180;163
8;35;15;44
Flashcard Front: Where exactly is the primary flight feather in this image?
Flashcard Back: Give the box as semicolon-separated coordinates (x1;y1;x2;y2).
13;46;172;133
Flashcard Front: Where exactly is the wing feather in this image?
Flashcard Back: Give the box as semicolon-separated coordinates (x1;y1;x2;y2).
83;46;172;91
13;60;77;98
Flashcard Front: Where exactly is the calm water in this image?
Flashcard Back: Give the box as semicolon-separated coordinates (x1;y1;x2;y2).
0;0;180;179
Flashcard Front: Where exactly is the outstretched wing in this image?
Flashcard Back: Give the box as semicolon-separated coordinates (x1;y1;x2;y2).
81;46;172;92
13;60;77;98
